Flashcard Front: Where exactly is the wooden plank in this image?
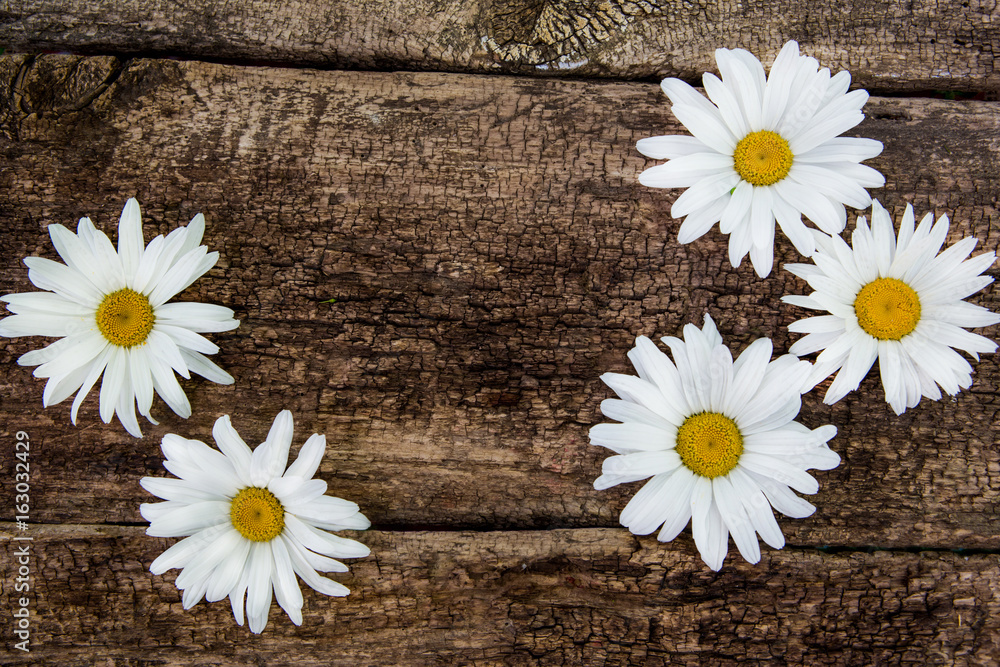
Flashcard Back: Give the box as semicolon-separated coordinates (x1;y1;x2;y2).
1;525;998;665
2;55;1000;548
2;0;998;92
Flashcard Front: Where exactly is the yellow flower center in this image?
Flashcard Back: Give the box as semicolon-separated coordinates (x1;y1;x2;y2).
732;130;794;186
675;412;744;479
230;487;285;542
854;277;922;340
95;288;155;347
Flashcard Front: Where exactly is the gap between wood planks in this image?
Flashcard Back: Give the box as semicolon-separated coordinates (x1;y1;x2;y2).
4;49;995;100
3;522;998;557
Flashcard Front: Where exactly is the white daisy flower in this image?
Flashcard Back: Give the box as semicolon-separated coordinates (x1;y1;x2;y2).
590;314;840;570
141;410;371;633
0;198;239;437
637;40;885;277
784;200;999;414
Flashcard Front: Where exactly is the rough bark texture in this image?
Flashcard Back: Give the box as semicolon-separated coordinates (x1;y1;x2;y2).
1;44;1000;665
1;55;1000;551
2;524;999;665
1;0;999;92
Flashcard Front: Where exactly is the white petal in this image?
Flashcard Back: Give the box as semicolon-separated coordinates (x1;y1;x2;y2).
690;477;728;571
618;472;674;534
788;164;872;209
146;501;230;537
144;329;191;378
149;524;230;574
162;458;242;499
213;415;254;484
627;336;689;423
71;345;113;424
129;234;167;294
141;476;227;503
716;48;763;131
283;514;371;559
727;210;753;269
284;433;327;480
41;363;91;407
246;542;274;634
877;339;908;414
702;72;749;137
269;537;304;626
677;196;728;245
269;476;328;506
250;410;294;484
175;528;243;590
713;476;760;564
117;198;145;279
115;388;143;438
598;398;675;430
789;331;844;358
206;535;252;603
284;494;361;526
787;102;865;154
760;41;800;128
304;512;371;532
749;189;776;278
824;335;878;403
662;92;736;155
46;223;117;294
719;180;753;235
747;471;816;518
772;191;815;257
772;180;845;236
146;247;216;307
638;152;735;189
738;452;819;495
795;137;884;164
98;347;127;424
923;301;1000;329
594;450;682;490
154;323;219;355
179;349;234;385
1;291;94;319
636;135;712;160
229;567;251;627
671;171;740;219
707;344;733;413
589;422;674;455
284;534;353;597
787;315;845;335
725;338;772;416
128;345;155;419
155;302;239;333
599;372;678;426
655;466;698;542
149;353;192;418
727;468;785;549
31;331;107;378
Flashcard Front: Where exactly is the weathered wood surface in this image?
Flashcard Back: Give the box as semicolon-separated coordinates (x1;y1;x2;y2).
2;524;999;666
2;55;1000;552
2;45;1000;665
2;0;999;92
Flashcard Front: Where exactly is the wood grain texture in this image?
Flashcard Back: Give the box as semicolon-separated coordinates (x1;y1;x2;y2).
1;55;999;551
1;0;998;92
2;524;998;665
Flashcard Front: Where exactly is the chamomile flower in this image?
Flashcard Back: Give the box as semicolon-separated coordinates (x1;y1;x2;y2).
590;314;840;570
637;40;885;277
0;198;239;437
784;200;999;414
141;411;371;633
